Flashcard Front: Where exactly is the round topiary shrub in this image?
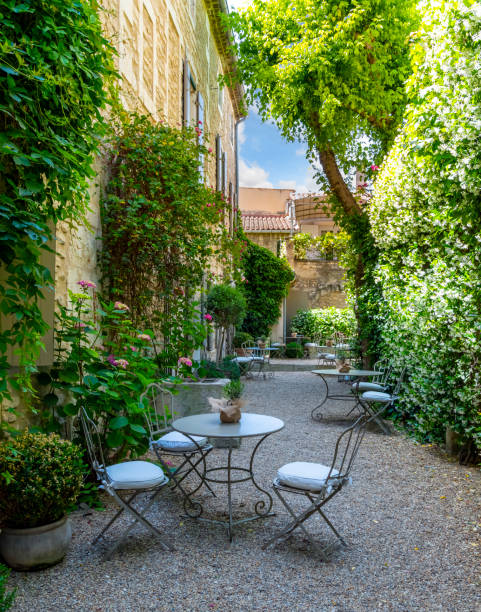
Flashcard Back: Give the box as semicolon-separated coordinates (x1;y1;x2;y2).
0;433;84;529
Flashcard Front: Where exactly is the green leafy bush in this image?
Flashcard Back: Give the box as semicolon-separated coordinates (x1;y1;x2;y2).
233;332;254;348
290;307;357;341
0;433;84;529
0;564;16;611
241;238;295;338
0;0;115;412
369;1;481;459
285;342;304;359
195;357;240;381
40;284;160;462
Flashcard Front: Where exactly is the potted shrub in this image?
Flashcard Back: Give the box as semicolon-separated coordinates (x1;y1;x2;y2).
206;284;246;362
0;433;84;570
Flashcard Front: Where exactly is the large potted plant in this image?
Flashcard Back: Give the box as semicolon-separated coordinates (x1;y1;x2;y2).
0;433;84;570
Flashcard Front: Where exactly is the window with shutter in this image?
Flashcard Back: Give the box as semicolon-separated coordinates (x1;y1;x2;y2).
182;59;197;127
222;151;227;195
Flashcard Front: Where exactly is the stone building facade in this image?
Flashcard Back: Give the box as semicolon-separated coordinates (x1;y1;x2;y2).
239;187;347;339
2;1;244;424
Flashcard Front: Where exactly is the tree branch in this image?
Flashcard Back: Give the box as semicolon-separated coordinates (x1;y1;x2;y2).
317;148;362;216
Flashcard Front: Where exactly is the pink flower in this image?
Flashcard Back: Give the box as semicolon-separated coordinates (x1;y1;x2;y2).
107;354;118;366
137;333;151;341
198;120;203;125
74;322;87;328
208;147;213;153
116;359;129;369
204;313;213;321
114;301;129;311
77;280;96;289
178;357;192;367
370;165;379;172
130;345;138;352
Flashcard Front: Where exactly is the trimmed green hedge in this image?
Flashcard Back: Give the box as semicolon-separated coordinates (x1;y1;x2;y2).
290;307;357;341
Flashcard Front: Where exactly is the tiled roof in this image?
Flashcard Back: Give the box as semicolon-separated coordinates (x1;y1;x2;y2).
241;212;297;232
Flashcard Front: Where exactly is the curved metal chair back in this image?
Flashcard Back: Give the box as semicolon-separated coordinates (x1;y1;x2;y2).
140;383;175;439
79;406;108;481
327;414;368;483
391;365;407;397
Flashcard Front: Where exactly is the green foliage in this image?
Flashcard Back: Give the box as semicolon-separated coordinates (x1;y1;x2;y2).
369;1;481;458
0;564;16;611
227;0;418;176
207;284;247;329
233;331;254;348
291;231;348;260
290;307;357;341
0;0;115;411
241;239;295;338
101;111;239;367
284;342;304;359
223;379;244;401
0;433;84;528
195;357;241;381
41;285;160;462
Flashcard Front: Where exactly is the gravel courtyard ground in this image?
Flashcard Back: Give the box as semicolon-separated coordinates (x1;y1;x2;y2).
9;372;481;612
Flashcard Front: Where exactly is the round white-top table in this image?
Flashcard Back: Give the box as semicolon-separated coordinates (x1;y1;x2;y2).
172;413;285;541
311;368;381;421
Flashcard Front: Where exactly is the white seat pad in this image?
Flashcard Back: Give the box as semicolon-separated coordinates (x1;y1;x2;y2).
318;353;336;360
277;461;339;492
232;356;254;363
362;391;393;402
352;382;386;392
106;461;167;490
155;431;208;451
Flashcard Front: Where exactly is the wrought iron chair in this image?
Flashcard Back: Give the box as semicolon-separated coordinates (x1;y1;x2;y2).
357;366;407;434
79;407;173;559
316;336;336;367
351;359;392;396
140;383;215;509
263;410;382;558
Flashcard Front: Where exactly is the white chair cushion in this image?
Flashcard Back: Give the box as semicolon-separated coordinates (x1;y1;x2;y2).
352;381;386;392
106;461;167;490
318;353;336;360
154;431;208;451
362;391;393;402
277;461;339;492
232;356;254;363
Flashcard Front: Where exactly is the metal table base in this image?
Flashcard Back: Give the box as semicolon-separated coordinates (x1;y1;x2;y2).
183;434;275;541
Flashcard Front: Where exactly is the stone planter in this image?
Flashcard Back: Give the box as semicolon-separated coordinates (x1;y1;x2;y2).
0;516;71;571
168;378;230;418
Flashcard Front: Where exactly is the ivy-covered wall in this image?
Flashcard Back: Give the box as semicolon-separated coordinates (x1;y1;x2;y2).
370;1;481;459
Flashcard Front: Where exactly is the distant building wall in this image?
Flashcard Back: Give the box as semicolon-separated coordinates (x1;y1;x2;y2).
239;187;293;213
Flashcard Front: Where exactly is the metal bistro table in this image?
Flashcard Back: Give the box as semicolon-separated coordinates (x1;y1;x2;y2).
172;412;284;541
311;368;381;421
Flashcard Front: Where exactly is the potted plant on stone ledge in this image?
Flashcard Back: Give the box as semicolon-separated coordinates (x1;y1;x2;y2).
0;433;84;570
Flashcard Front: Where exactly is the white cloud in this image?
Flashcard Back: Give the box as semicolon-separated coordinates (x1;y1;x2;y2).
239;159;273;188
278;180;297;190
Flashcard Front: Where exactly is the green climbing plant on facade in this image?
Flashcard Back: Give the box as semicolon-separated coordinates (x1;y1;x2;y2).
0;0;115;421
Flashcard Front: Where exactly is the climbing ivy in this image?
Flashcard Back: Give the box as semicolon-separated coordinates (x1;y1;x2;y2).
240;238;294;338
0;0;115;416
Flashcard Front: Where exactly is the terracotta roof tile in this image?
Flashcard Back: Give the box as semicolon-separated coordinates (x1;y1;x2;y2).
241;212;297;232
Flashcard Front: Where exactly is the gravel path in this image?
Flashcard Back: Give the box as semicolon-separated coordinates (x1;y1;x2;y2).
9;372;481;611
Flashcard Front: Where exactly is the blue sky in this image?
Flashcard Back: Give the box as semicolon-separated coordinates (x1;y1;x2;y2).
228;0;319;195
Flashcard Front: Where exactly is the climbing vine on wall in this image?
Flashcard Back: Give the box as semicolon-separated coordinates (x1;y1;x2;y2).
101;111;242;366
0;0;114;419
291;230;349;260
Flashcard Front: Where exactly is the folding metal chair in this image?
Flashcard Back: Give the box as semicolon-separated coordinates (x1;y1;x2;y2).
79;407;173;559
351;359;392;396
316;336;336;367
140;383;215;512
357;366;407;434
263;411;382;558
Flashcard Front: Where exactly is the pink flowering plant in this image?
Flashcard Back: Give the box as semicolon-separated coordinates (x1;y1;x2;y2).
40;283;160;461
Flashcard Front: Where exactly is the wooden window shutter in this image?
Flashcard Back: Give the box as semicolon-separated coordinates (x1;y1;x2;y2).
222;151;227;195
216;135;222;191
183;58;191;126
196;92;205;176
